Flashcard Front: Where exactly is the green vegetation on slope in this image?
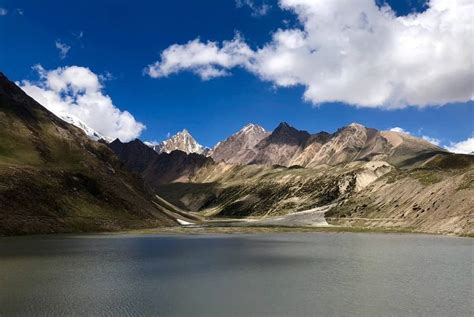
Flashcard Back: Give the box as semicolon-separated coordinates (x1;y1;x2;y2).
0;72;175;235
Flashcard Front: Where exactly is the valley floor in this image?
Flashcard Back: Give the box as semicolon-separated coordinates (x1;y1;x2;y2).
119;224;454;237
139;200;472;237
119;214;471;237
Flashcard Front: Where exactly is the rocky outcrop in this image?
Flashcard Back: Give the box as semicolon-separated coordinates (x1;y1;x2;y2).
211;123;269;164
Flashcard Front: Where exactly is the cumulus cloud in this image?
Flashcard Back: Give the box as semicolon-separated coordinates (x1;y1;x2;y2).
236;0;271;17
19;65;145;142
145;35;254;80
421;135;441;146
146;0;474;108
445;137;474;154
389;126;474;150
0;8;7;16
55;40;71;59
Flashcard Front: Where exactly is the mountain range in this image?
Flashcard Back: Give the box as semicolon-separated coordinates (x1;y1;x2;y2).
107;117;472;236
1;71;472;236
67;117;466;170
137;121;445;168
60;106;445;169
109;139;213;186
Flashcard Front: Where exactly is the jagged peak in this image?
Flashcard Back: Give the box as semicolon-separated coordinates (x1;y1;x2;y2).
334;122;367;135
241;123;266;134
276;121;292;129
273;122;309;136
347;122;365;129
147;128;208;155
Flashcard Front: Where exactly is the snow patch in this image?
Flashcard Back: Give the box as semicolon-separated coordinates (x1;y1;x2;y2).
177;219;194;226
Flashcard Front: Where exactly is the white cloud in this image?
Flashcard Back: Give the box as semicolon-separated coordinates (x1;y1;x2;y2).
55;40;71;59
16;8;23;15
147;0;474;108
389;126;474;150
445;137;474;154
145;35;254;80
389;127;410;134
236;0;271;17
0;8;7;16
19;65;145;142
390;127;442;146
421;135;440;146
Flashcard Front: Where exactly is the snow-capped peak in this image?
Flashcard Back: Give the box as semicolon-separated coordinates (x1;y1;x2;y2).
147;129;208;155
241;123;266;134
58;113;112;142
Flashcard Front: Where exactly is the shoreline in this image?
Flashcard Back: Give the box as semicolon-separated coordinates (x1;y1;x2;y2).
1;224;471;239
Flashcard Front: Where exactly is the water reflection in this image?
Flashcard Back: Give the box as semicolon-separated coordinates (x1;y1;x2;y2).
0;233;472;316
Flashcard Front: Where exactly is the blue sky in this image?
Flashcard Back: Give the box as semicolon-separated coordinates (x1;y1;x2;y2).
0;0;472;151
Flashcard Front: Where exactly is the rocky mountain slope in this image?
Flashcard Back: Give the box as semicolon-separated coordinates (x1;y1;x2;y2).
0;72;176;235
101;117;472;235
211;123;269;164
109;138;158;174
5;65;468;236
109;138;214;188
298;123;445;167
157;153;473;235
251;122;312;166
157;160;394;216
147;129;208;155
326;154;473;235
207;122;444;168
144;150;214;186
143;123;471;235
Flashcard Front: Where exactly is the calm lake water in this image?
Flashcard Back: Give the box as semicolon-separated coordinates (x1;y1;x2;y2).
0;233;472;316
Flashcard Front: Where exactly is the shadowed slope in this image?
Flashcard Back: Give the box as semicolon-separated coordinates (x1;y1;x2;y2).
0;72;176;235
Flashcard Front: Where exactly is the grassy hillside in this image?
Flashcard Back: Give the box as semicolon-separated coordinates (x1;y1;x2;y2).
157;155;474;235
0;72;176;235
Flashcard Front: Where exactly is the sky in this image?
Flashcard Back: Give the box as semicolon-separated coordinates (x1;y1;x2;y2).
0;0;473;152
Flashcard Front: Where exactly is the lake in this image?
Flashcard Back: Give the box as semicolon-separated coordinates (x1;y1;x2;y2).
0;233;472;316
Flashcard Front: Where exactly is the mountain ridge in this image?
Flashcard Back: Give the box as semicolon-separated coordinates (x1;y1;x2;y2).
209;121;447;167
146;129;209;155
0;72;176;235
109;138;214;188
107;121;454;193
211;123;270;164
